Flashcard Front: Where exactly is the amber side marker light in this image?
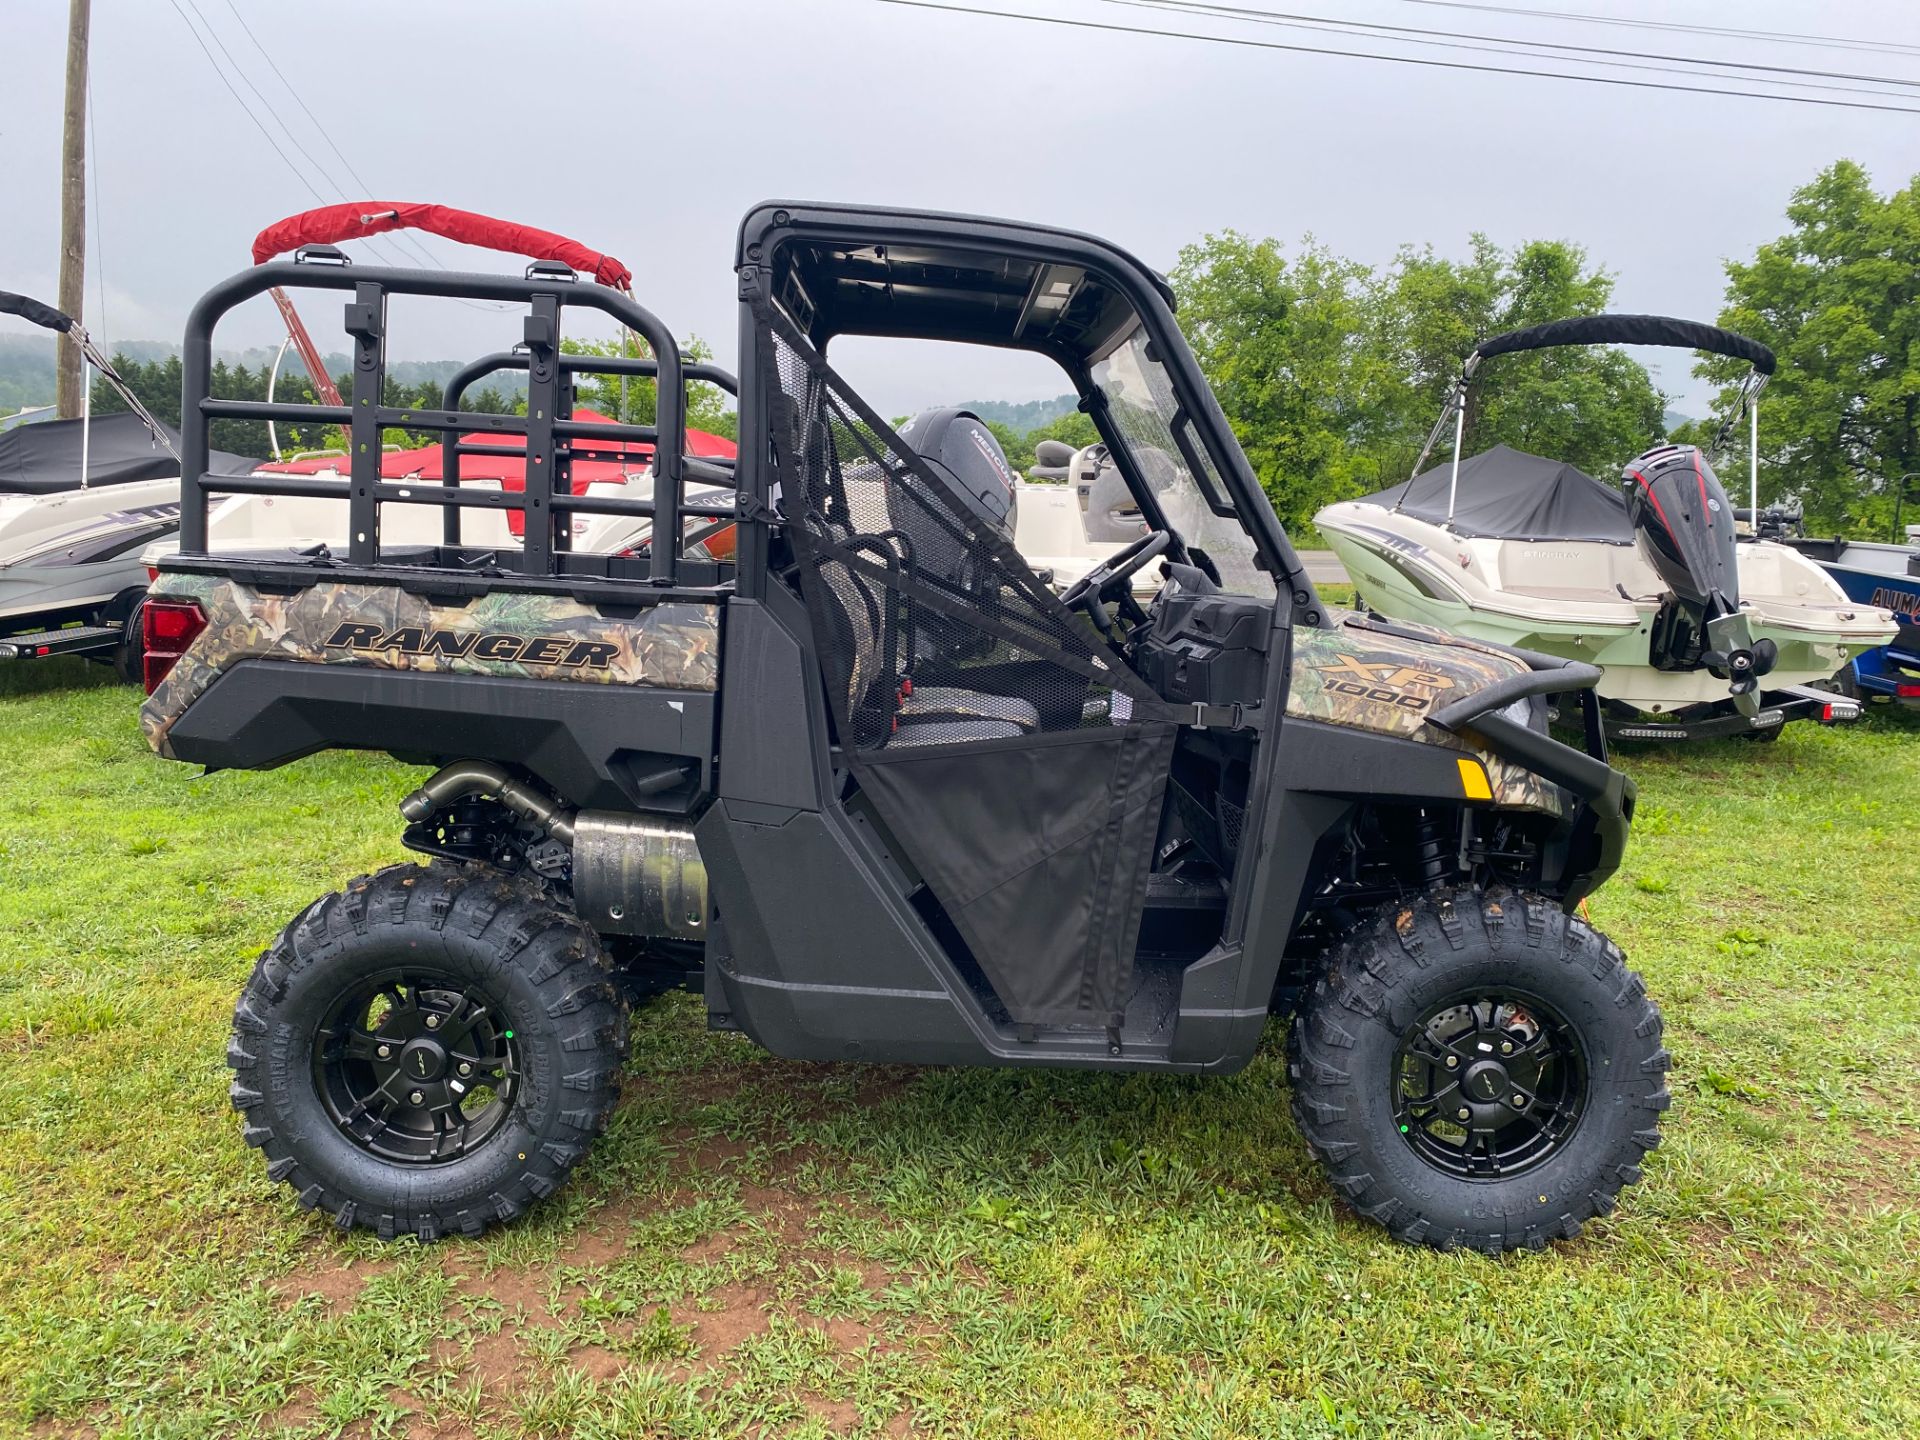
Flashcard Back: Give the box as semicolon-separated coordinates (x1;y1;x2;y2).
141;598;207;694
1456;756;1494;801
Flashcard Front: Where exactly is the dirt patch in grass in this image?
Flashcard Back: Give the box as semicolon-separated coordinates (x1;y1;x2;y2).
680;1280;773;1354
454;1260;560;1319
259;1390;320;1434
271;1257;392;1315
568;1342;627;1382
1684;1218;1912;1329
800;1312;879;1352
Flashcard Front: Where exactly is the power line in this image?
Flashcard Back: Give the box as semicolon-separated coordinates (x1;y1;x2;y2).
161;0;329;207
874;1;1920;113
1111;0;1920;94
215;0;451;276
163;0;511;314
174;0;419;275
1391;1;1920;60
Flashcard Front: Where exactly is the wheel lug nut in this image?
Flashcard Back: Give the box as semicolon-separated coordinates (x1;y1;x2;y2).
376;1044;392;1059
425;1014;441;1030
1445;1055;1459;1069
1501;1041;1513;1054
1457;1107;1471;1121
458;1063;472;1076
1510;1093;1527;1108
409;1090;425;1105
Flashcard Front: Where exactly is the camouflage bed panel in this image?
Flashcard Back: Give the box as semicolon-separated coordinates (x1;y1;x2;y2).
140;573;719;756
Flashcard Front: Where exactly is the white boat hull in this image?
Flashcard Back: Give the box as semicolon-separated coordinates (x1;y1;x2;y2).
1317;501;1898;715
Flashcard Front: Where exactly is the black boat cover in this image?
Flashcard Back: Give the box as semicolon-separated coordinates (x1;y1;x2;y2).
0;415;244;495
1367;444;1635;543
1473;314;1776;374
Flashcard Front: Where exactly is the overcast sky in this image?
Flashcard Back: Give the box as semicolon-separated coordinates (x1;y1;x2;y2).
4;0;1918;419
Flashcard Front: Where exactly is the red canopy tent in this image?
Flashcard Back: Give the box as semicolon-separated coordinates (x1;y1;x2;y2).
258;409;737;537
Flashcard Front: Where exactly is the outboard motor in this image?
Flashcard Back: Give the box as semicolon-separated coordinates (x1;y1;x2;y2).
1622;443;1777;713
897;408;1020;661
897;408;1018;539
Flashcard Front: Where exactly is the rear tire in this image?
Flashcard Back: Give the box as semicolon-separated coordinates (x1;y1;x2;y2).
1288;888;1670;1254
227;862;627;1240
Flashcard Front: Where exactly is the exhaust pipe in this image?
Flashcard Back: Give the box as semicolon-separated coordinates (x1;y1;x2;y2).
400;760;577;843
399;762;705;940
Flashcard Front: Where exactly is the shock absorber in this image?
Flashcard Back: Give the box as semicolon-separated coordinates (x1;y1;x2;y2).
1411;808;1451;887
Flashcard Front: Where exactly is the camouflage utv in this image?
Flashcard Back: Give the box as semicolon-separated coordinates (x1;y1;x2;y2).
141;201;1665;1253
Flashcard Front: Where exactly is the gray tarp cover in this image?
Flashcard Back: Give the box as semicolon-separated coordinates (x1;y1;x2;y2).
1365;444;1634;543
0;414;245;495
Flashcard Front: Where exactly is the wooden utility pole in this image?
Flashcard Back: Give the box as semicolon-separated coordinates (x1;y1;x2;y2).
56;0;92;419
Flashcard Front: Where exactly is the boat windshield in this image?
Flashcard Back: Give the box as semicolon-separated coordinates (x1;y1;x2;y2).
1090;322;1273;598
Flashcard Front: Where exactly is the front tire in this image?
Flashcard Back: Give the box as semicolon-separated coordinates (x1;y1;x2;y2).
1288;888;1670;1254
227;863;627;1240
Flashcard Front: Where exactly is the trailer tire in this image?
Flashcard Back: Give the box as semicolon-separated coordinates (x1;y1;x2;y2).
110;596;145;687
227;862;627;1240
1288;888;1669;1254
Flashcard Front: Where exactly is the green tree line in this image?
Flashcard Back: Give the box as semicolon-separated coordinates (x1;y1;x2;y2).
1174;159;1916;539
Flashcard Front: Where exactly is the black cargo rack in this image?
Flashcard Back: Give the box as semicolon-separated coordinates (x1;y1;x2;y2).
178;252;730;585
435;349;738;550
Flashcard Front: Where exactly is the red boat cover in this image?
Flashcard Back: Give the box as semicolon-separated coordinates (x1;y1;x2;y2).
251;203;634;290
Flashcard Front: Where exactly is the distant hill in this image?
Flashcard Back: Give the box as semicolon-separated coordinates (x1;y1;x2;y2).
958;393;1078;434
1663;407;1695;434
0;334;55;415
0;333;527;413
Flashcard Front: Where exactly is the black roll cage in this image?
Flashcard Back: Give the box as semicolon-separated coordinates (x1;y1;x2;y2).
174;204;1325;624
731;201;1325;623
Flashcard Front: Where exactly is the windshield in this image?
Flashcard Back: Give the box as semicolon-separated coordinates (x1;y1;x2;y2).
1089;323;1274;598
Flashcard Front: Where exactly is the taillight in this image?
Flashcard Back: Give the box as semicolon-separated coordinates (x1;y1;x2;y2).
141;598;207;694
1897;682;1920;699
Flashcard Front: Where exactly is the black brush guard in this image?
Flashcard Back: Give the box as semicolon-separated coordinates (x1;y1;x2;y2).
1425;649;1635;904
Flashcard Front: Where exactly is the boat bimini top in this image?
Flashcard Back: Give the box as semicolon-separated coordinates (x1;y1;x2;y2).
1398;313;1777;528
0;291;180;487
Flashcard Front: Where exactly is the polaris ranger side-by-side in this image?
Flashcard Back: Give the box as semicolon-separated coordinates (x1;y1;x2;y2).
141;202;1665;1253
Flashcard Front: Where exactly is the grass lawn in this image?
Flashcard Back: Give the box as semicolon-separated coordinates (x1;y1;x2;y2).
2;655;1917;1439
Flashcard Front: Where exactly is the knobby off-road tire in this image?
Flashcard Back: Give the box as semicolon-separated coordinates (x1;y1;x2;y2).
1288;887;1671;1254
227;862;627;1240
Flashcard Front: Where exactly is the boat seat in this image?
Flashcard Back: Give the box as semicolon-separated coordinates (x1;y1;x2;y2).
888;718;1028;747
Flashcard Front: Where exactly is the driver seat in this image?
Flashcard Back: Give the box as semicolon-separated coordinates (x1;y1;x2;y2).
807;513;1041;748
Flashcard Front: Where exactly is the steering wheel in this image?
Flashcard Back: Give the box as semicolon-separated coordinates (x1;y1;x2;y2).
1060;529;1171;640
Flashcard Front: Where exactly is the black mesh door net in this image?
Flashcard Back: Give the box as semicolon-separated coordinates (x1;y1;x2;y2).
758;306;1178;1028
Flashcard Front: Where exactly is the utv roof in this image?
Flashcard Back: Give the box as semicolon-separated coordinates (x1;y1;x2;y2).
736;200;1178;361
1364;444;1635;544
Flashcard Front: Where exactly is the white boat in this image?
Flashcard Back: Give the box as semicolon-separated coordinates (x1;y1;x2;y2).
0;290;204;669
1315;314;1897;740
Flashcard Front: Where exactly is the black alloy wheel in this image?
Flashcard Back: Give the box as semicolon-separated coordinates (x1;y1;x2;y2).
1289;887;1670;1254
1391;991;1586;1179
313;969;520;1165
229;862;627;1240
